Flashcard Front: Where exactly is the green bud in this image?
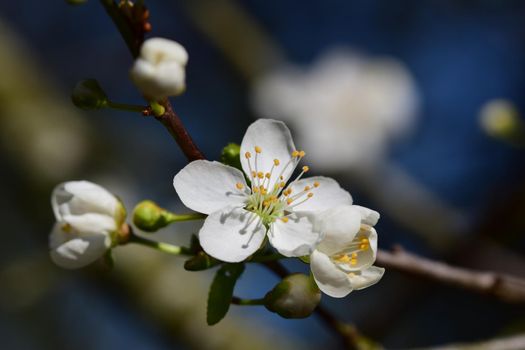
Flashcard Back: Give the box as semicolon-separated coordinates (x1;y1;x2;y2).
264;273;321;319
71;79;108;110
132;200;172;232
220;143;242;171
184;251;222;271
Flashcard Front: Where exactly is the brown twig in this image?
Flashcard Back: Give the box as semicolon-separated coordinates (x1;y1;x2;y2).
413;333;525;350
376;246;525;304
99;0;205;162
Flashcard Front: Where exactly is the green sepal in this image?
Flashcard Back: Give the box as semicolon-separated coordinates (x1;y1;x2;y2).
207;263;245;325
184;251;222;271
71;79;108;110
298;255;310;264
220;143;242;171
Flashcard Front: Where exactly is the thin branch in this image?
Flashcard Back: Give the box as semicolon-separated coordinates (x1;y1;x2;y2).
231;296;265;306
99;0;205;162
376;246;525;304
413;333;525;350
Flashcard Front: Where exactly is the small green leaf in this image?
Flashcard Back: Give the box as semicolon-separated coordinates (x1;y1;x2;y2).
207;263;245;325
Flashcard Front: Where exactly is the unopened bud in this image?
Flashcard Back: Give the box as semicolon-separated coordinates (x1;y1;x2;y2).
132;200;172;232
220;143;242;171
264;274;321;319
71;79;108;110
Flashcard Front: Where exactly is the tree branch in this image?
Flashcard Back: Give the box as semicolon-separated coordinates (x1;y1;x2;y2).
99;0;205;162
414;333;525;350
376;246;525;304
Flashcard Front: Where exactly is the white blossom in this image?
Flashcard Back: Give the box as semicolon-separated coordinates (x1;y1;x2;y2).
130;37;188;100
251;48;419;170
310;205;384;297
50;181;125;269
173;119;352;262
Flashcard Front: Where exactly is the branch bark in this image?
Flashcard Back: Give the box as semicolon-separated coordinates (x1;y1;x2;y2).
100;0;205;162
376;246;525;304
413;333;525;350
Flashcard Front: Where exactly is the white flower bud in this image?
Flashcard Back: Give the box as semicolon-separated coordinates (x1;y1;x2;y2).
130;37;188;100
49;181;126;269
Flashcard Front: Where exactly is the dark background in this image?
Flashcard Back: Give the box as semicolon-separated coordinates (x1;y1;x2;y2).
1;1;525;349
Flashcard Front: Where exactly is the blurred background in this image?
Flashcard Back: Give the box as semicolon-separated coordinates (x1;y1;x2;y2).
1;0;525;349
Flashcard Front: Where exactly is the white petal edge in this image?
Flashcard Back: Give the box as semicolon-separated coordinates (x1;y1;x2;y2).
52;181;118;220
240;119;296;190
310;249;353;298
315;205;362;256
349;266;385;290
49;224;110;269
173;160;249;215
352;205;380;226
198;206;266;263
288;176;352;212
268;213;320;257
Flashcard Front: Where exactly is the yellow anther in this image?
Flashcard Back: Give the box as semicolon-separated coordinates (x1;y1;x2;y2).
235;182;244;190
304;186;311;191
287;198;294;205
279;182;286;188
261;188;268;195
360;244;368;250
274;159;280;166
307;193;314;198
255;146;262;153
350;259;358;266
351;253;358;258
62;223;72;233
245;151;252;159
313;181;320;188
265;172;271;179
291;150;300;157
251;171;256;178
361;238;368;244
299;150;306;158
336;255;351;263
263;201;270;207
269;195;278;202
257;172;264;179
302;165;310;172
281;217;289;223
279;175;284;180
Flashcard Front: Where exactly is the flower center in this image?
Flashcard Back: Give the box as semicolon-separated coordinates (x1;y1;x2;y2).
235;146;320;226
331;224;372;270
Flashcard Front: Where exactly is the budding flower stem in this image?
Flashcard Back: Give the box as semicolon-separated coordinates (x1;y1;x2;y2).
167;212;207;223
231;296;266;306
107;101;147;113
128;234;193;256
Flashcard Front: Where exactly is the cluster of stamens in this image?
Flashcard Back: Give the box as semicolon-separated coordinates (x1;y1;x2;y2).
234;146;320;225
331;224;372;269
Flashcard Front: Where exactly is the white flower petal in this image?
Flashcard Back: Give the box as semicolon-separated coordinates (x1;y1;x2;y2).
49;224;110;269
173;160;249;215
310;250;353;298
268;213;320;257
198;206;266;263
140;37;188;65
288;176;352;212
352;205;380;226
315;205;362;256
348;266;385;290
63;213;117;236
240;119;296;190
52;181;118;220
